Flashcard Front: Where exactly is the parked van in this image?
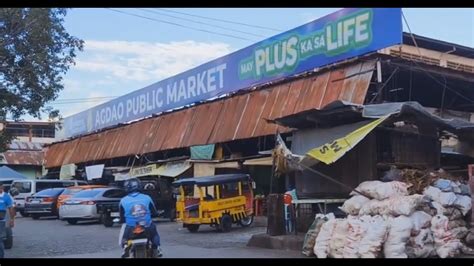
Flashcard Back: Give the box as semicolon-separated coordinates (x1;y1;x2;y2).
11;179;87;217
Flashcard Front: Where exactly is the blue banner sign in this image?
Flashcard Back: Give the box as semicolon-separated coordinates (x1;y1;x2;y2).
59;8;402;139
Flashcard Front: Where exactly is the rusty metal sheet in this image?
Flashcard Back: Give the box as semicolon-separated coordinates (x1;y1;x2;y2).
44;62;375;168
182;102;223;147
209;96;242;143
214;94;249;142
256;85;283;136
305;72;331;110
3;150;43;165
234;89;268;140
293;77;315;114
352;61;376;104
281;79;304;117
339;63;364;102
141;117;163;154
321;69;346;107
161;109;195;150
124;119;154;156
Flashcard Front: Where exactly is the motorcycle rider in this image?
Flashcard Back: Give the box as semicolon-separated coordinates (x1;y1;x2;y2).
119;178;163;258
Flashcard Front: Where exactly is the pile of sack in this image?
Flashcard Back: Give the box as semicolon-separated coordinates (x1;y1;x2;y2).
301;178;474;258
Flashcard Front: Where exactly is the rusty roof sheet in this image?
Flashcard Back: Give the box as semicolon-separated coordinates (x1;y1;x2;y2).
45;61;375;168
2;150;43;165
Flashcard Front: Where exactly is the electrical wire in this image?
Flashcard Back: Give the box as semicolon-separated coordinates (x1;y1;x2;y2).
156;8;283;32
401;11;474;105
106;8;255;42
136;8;266;38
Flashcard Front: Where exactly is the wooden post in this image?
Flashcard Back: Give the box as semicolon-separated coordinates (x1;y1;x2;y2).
267;194;285;236
468;164;474;226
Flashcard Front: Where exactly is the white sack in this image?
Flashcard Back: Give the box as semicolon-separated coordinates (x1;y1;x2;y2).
384;216;413;258
340;195;370;216
350;181;409;200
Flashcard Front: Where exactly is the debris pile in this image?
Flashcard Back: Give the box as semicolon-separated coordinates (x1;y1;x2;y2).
302;170;474;258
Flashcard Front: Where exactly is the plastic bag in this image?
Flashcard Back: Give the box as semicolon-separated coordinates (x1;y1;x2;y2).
382;167;402;182
431;214;462;258
434;179;461;193
302;213;334;256
409;211;432;235
423;186;457;206
384;216;413;258
448;219;467;230
407;228;435;258
351;181;409;200
443;207;463;221
314;219;337;258
459;183;471;196
454;194;472;216
340;195;370;216
451;226;469;239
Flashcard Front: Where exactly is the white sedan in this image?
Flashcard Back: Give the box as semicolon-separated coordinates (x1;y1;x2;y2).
59;187;126;225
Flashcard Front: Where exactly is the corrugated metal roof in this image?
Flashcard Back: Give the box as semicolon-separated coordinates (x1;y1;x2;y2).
45;61;375;168
1;150;43;165
8;141;43;151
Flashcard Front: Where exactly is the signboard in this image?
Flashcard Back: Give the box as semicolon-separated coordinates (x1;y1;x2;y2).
306;116;388;164
59;8;402;139
130;164;159;178
85;164;105;180
59;163;76;180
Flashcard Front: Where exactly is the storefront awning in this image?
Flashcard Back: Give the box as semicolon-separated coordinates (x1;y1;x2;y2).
156;161;191;177
243;156;273;166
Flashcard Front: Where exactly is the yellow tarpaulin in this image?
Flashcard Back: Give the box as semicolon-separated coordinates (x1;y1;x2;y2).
307;116;389;165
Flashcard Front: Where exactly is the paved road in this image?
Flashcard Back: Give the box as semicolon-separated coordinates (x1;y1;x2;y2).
5;216;304;258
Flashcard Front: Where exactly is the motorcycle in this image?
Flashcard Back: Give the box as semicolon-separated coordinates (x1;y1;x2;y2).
116;218;158;258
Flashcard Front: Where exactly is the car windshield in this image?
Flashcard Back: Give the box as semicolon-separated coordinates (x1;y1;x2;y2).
62;188;83;195
13;181;31;193
35;188;64;197
71;189;104;198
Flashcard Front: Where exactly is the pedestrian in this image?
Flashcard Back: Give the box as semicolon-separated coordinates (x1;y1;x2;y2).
0;182;15;258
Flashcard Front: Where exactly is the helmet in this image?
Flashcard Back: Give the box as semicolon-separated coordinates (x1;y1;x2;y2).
124;178;141;194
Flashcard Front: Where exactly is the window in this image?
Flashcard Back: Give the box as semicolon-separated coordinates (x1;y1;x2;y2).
35;188;64;196
72;189;104;198
13;181;31;193
5;127;29;137
62;188;83;195
103;189;126;198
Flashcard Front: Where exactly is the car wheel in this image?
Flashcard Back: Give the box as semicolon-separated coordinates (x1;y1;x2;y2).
220;214;232;233
103;215;113;227
19;211;29;217
238;215;254;227
186;224;199;233
31;214;40;220
67;219;78;225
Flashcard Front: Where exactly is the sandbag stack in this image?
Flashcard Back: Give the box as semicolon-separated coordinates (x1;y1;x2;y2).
303;174;473;259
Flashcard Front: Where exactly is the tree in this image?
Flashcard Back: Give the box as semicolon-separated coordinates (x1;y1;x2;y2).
0;8;83;151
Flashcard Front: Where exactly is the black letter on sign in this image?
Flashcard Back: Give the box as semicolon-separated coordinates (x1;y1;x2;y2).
330;141;342;153
319;145;330;154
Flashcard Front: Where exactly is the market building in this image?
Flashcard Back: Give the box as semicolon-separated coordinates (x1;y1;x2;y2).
42;8;474;221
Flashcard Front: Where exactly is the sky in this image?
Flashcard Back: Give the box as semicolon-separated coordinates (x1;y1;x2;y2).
26;8;474;121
